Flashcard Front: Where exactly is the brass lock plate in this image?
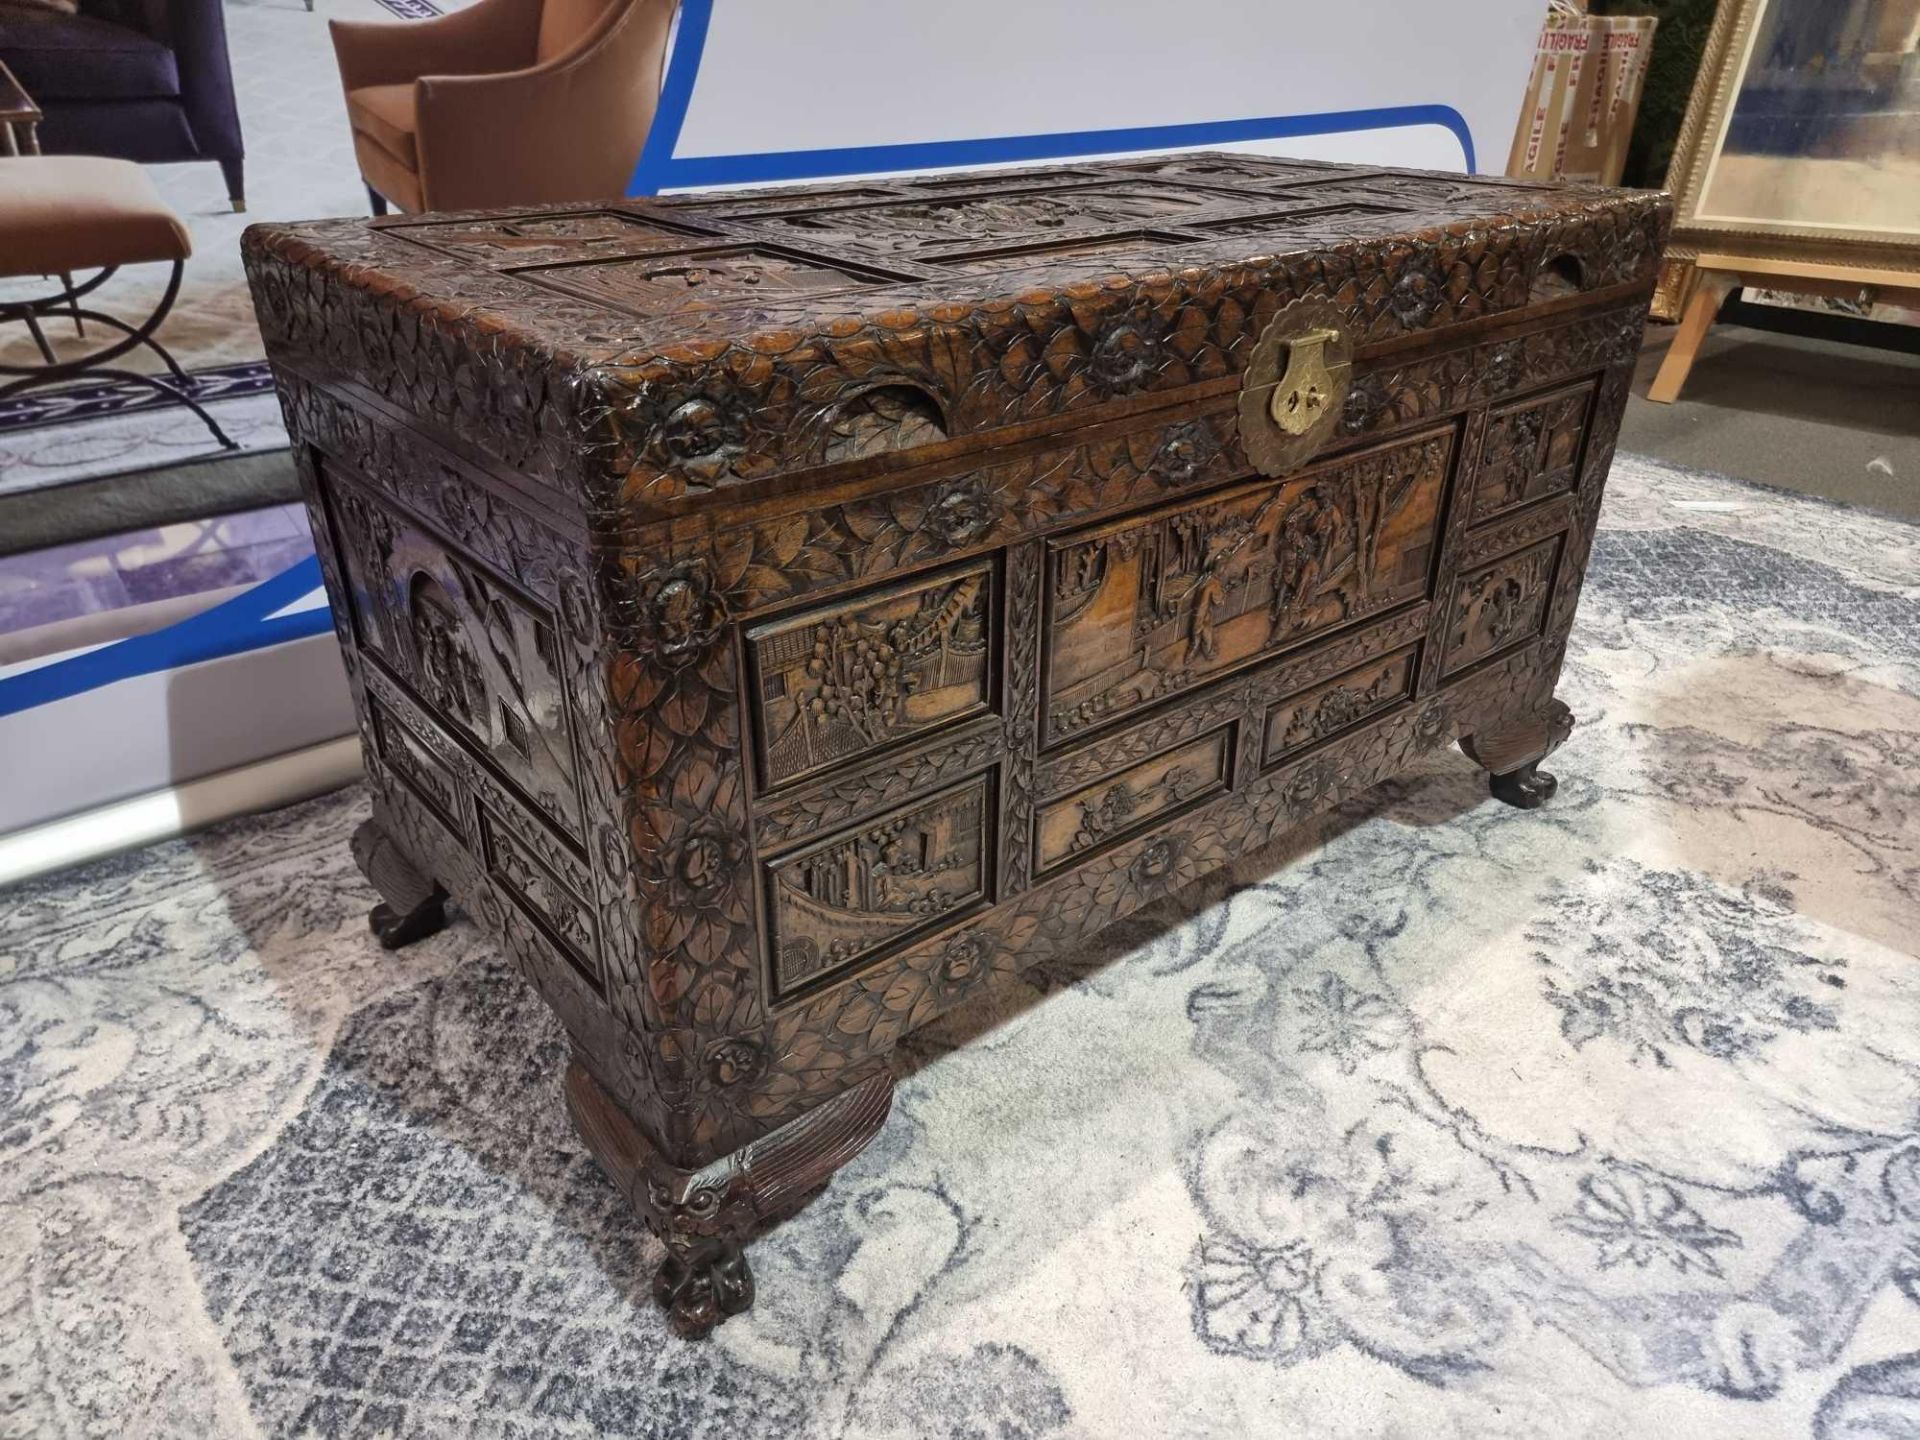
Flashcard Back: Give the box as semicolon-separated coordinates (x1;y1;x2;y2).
1239;298;1352;477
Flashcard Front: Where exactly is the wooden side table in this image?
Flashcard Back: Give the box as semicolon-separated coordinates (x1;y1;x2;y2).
0;60;41;157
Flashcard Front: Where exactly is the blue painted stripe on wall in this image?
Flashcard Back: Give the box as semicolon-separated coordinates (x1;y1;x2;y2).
627;0;1476;195
628;0;713;195
0;556;331;718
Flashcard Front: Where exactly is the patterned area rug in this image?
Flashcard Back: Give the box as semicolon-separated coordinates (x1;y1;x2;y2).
5;453;1919;1440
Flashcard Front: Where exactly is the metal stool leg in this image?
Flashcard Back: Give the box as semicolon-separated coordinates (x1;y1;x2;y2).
60;273;86;338
0;261;238;451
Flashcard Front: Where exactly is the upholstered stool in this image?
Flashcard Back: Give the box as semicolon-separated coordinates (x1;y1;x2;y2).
0;155;235;448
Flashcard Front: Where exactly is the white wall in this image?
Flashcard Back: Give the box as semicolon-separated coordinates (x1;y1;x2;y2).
672;0;1542;174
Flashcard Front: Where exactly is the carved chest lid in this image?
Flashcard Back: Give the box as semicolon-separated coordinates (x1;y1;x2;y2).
242;152;1668;511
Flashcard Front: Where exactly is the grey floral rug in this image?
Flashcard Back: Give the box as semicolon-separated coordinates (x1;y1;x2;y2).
5;453;1920;1440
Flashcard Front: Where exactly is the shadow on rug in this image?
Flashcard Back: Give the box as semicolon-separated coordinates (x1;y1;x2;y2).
3;452;1918;1439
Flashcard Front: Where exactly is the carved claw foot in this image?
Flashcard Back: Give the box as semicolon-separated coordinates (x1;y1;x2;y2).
367;893;448;949
1488;761;1559;810
564;1058;893;1337
352;818;449;950
654;1240;756;1338
1460;698;1574;811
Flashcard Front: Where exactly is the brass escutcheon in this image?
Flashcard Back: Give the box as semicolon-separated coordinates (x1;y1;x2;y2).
1268;328;1342;436
1238;300;1352;477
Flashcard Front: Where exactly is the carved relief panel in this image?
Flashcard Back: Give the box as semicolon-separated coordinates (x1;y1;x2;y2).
734;181;1254;255
1042;426;1453;743
1033;725;1234;876
369;693;466;841
746;561;997;791
386;209;719;262
320;469;585;841
478;804;601;992
766;773;995;999
922;233;1200;275
1112;155;1350;187
1440;537;1562;678
510;245;902;320
1260;646;1418;769
1471;380;1597;524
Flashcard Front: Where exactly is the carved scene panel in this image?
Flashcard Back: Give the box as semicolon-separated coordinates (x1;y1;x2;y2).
319;471;584;841
921;232;1201;275
747;560;997;792
1033;724;1234;876
1112;155;1351;186
509;245;903;320
1042;426;1454;742
767;773;995;999
385;209;720;263
1260;645;1418;769
735;181;1258;255
1470;379;1597;524
1440;536;1562;678
1191;203;1413;237
369;692;467;842
478;803;602;993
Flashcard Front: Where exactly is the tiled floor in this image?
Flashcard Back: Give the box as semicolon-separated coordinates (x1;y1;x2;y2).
0;504;313;636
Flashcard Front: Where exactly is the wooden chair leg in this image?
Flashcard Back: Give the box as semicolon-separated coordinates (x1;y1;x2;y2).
1647;272;1736;405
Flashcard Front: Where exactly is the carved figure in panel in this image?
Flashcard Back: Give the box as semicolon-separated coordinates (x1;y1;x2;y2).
1473;382;1595;522
1443;538;1562;677
1262;648;1418;767
1044;430;1451;740
1035;727;1233;874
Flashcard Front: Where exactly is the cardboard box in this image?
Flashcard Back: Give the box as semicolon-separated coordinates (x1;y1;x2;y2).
1507;2;1657;186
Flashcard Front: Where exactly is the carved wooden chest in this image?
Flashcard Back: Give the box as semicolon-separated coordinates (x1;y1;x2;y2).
244;153;1668;1334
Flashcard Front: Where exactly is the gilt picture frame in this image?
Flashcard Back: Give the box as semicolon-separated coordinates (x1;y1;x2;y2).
1653;0;1920;319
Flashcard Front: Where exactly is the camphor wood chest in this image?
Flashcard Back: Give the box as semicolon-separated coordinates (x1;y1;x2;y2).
244;153;1670;1334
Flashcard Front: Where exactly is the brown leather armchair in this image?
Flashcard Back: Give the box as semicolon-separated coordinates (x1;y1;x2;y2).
330;0;675;215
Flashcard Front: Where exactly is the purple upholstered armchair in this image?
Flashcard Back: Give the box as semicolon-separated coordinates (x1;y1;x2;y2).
0;0;246;209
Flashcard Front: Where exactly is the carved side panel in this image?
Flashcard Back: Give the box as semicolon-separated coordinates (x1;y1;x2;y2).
1042;426;1452;742
1440;536;1562;678
1033;726;1233;876
478;803;601;992
746;560;995;791
320;470;584;841
273;372;675;1144
1260;646;1418;769
766;773;995;999
368;694;467;842
1471;380;1596;524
